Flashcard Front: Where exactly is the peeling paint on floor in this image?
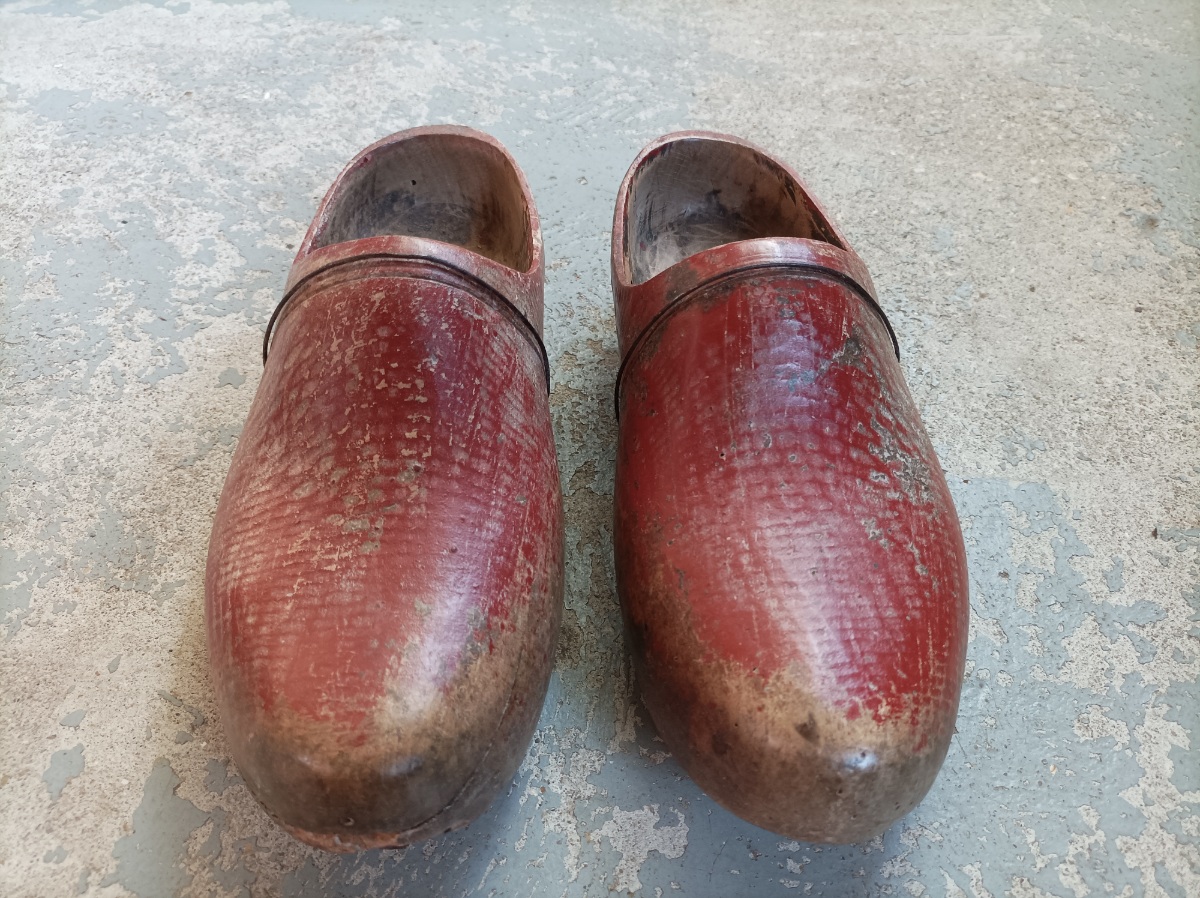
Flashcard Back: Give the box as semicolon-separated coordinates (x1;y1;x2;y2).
1;0;1196;896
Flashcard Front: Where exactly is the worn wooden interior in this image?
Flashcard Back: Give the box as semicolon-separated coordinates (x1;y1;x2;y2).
313;134;533;272
624;138;844;284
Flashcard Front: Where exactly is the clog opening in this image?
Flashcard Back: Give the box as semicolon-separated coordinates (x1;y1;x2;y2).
624;138;843;284
312;134;533;272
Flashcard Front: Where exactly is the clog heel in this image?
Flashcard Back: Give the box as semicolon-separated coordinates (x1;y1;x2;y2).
206;126;563;851
611;132;968;843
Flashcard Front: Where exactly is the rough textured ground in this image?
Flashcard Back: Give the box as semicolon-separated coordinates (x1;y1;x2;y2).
1;1;1197;895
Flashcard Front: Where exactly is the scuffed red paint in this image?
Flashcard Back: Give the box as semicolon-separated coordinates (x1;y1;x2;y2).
211;272;554;724
611;132;969;843
206;127;563;851
617;271;965;725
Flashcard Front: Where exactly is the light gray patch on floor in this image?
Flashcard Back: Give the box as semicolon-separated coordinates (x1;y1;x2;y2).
108;654;122;672
43;743;85;801
43;845;68;863
0;544;60;639
69;503;162;597
2;227;187;393
1159;527;1200;552
176;421;242;468
1000;431;1048;467
100;758;211;898
158;689;207;728
32;87;175;142
218;366;246;387
193;805;260;896
159;690;187;711
1105;555;1126;593
934;478;1159;896
60;709;87;728
204;758;242;795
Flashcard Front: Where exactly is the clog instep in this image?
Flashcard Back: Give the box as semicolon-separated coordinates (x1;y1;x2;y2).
611;133;969;843
206;127;564;851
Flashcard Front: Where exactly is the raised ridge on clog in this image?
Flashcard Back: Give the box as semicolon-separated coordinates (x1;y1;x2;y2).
611;132;969;844
206;127;563;852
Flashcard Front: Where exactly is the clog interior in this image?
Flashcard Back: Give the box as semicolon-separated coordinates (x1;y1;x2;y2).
312;134;533;271
624;139;843;284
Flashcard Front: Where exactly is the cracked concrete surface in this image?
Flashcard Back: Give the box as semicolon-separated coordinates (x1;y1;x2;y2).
1;0;1197;895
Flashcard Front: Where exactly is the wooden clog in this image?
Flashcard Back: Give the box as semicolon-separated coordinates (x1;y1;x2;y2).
611;132;969;843
206;127;563;851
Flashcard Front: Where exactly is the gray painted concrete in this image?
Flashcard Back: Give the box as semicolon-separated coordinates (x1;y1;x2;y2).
1;1;1197;895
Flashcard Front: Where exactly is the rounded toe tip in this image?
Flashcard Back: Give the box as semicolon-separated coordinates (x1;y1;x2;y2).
804;743;935;843
716;730;948;844
236;740;478;850
653;663;954;845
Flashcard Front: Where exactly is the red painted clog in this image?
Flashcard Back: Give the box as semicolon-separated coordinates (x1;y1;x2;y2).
206;127;563;851
611;133;969;843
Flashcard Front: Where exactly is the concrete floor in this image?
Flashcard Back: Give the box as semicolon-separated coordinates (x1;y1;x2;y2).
2;0;1197;895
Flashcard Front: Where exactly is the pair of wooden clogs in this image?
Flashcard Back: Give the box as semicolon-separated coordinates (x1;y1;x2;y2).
205;127;969;851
